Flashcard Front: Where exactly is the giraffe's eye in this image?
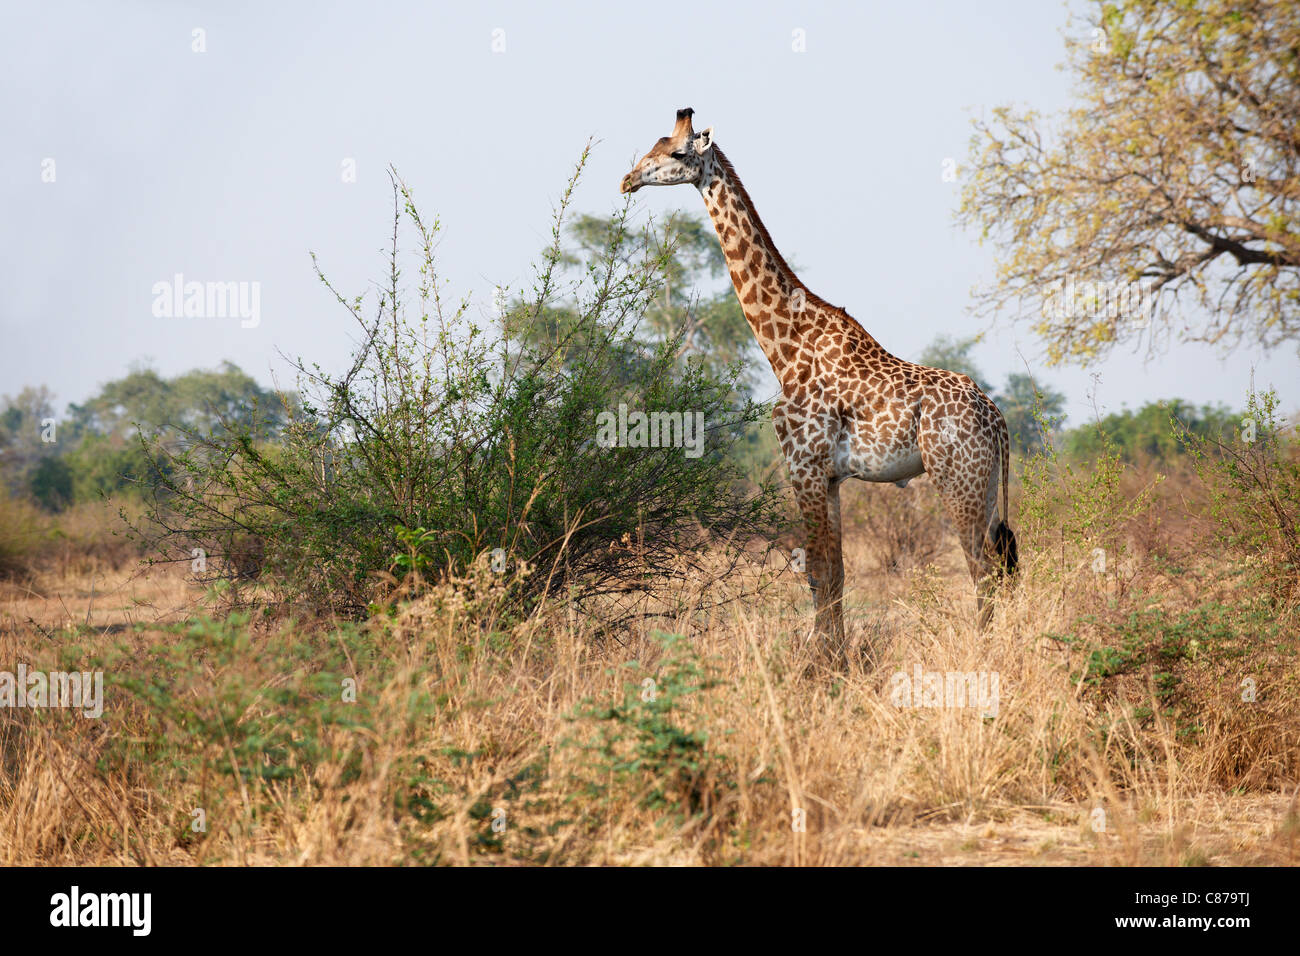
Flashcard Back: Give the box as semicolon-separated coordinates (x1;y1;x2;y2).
670;150;687;160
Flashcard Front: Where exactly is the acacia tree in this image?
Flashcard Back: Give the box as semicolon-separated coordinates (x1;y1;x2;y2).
959;0;1300;364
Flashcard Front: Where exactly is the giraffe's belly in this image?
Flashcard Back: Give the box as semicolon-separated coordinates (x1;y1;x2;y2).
833;432;924;484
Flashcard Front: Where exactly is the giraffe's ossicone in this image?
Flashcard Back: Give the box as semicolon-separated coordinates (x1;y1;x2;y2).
622;108;1020;660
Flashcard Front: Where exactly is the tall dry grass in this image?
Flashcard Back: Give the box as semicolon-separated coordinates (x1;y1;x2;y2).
0;489;151;583
1;511;1295;866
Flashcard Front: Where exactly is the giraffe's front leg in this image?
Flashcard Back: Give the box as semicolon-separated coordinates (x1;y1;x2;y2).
792;473;847;666
773;400;848;665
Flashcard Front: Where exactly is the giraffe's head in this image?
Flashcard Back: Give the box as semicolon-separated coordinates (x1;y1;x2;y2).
620;107;715;194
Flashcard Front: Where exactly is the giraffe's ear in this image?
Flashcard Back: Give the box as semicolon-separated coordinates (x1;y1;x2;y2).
692;127;714;155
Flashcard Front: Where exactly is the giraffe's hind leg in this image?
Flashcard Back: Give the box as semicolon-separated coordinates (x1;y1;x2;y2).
927;455;1003;628
940;485;995;622
975;464;1003;628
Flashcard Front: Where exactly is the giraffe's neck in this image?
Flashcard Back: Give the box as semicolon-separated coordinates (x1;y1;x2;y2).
696;148;846;385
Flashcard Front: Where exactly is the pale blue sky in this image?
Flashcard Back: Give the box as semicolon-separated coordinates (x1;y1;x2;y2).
3;0;1294;425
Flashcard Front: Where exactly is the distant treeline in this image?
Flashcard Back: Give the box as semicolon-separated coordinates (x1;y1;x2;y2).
0;214;1252;516
0;357;1246;516
0;362;292;511
913;334;1242;462
1060;400;1240;462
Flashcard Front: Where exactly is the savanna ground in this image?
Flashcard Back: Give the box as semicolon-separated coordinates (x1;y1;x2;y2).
2;451;1296;866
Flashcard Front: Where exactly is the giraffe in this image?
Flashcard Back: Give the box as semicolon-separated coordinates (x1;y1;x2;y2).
621;108;1018;660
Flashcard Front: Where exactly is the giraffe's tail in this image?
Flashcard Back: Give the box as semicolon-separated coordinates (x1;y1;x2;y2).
992;412;1018;579
992;518;1019;579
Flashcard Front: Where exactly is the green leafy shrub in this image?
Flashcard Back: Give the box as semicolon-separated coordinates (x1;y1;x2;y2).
138;150;786;621
564;631;734;821
1020;407;1161;587
1049;598;1276;725
104;613;376;796
1176;388;1300;601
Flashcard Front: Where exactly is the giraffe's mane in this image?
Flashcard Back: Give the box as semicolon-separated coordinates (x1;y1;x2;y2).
711;146;843;316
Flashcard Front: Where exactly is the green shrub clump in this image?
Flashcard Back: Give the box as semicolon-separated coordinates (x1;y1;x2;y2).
140;150;786;622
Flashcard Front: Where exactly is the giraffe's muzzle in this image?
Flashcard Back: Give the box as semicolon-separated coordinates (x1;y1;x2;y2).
620;171;641;194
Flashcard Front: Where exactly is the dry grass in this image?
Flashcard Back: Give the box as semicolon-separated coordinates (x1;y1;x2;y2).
0;495;1295;866
0;492;153;584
